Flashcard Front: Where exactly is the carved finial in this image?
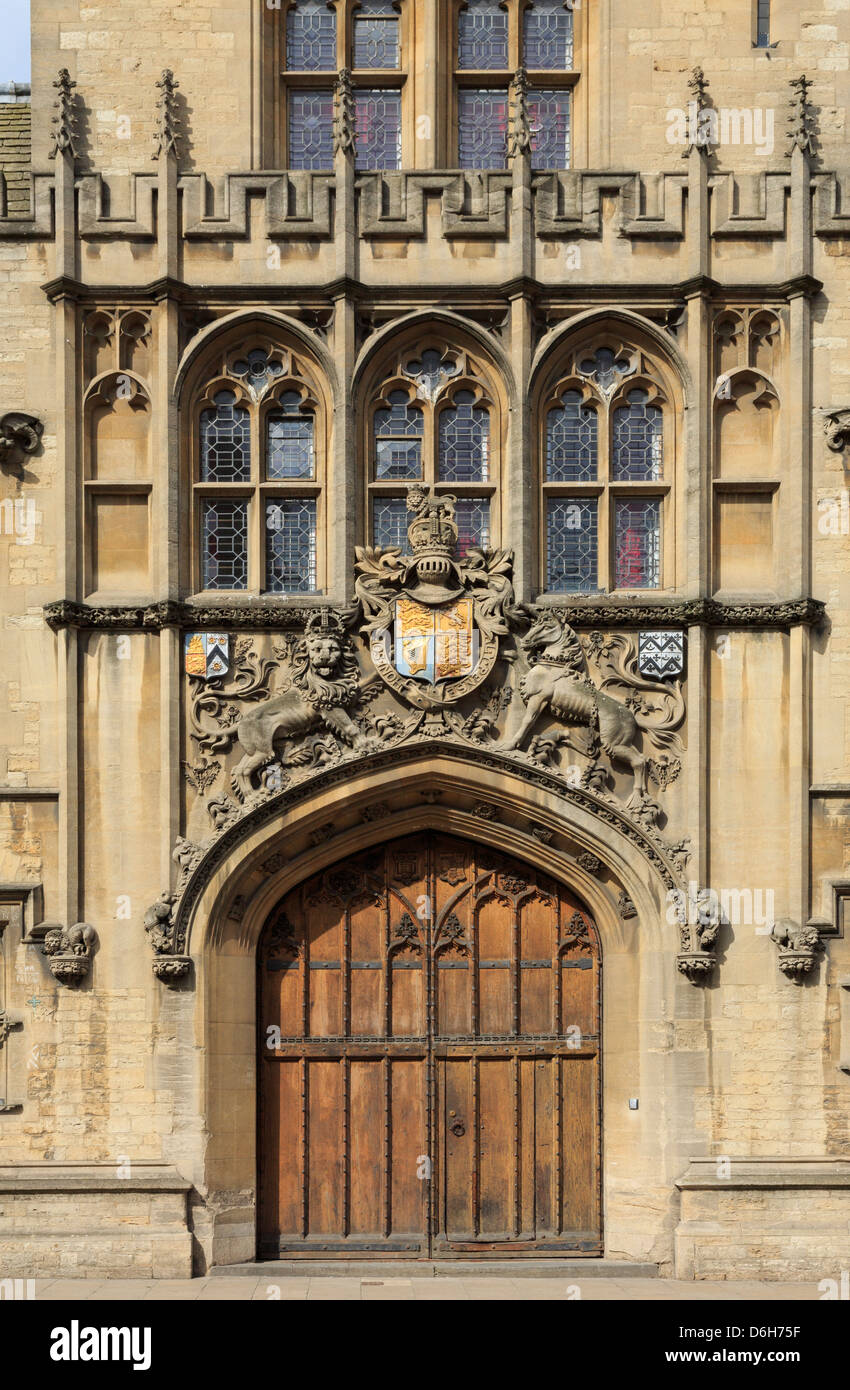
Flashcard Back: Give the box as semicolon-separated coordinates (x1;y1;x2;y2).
684;65;716;158
49;69;78;161
333;68;356;158
508;68;532;159
153;69;181;162
787;74;816;159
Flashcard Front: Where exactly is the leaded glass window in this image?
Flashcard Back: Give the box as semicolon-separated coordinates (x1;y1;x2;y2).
455;497;490;558
373;496;411;551
267;394;315;480
546;392;597;482
457;0;509;69
546;498;598;593
200;392;251;482
266;498;317;592
374;392;424;479
438;392;490;482
202;499;249;589
353;1;400;69
529;89;570;169
355;89;402;170
756;0;770;47
523;1;574;69
289;89;335;170
458;88;508;169
541;346;670;593
286;0;337;70
230;348;284;392
613;390;663;481
615;498;660;589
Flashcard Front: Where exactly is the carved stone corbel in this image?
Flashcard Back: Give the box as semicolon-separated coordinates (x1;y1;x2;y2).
143;892;191;984
771;918;824;980
820;407;850;453
0;413;43;473
676;891;720;982
42;923;96;984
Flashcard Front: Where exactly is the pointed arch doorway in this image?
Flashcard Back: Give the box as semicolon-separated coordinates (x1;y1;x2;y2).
258;832;602;1259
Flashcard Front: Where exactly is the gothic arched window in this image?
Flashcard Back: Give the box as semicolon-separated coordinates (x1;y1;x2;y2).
366;345;499;557
539;342;672;593
192;342;326;594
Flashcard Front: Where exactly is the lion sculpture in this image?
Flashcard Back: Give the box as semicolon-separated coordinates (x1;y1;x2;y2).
231;615;378;799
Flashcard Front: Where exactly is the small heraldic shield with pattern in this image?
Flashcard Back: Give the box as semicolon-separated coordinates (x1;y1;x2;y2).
638;631;684;681
184;633;230;680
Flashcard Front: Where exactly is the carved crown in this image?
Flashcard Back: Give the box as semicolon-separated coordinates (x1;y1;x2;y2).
407;485;459;585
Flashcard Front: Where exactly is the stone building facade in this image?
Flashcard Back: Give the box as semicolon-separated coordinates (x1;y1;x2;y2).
0;0;848;1280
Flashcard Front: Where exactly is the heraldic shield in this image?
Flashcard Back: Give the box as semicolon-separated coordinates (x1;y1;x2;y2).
355;485;517;709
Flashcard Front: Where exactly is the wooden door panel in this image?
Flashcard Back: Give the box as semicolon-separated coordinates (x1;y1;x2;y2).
259;834;602;1258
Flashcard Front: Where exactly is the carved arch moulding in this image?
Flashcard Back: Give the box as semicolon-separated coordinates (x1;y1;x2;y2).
132;487;735;984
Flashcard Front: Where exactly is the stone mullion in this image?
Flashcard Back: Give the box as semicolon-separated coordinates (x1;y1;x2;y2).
508;292;533;601
681;277;711;898
786;131;814;932
52;75;81;923
332;292;357;600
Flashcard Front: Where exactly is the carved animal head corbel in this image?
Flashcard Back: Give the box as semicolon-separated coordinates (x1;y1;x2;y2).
41;921;96;984
0;413;43;473
770;917;823;981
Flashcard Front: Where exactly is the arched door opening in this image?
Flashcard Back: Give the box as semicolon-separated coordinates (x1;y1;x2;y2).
258;832;602;1259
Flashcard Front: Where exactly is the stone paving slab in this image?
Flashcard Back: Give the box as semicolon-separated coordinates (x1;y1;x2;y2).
26;1277;820;1301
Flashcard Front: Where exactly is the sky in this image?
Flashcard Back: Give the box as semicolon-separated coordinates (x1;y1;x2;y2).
4;0;31;84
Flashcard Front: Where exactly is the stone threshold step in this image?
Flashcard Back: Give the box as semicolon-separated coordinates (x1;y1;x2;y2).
210;1259;657;1280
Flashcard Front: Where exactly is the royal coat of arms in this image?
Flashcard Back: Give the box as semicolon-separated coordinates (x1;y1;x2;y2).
355;485;517;709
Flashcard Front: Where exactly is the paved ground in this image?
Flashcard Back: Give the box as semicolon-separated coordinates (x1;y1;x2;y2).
27;1277;821;1300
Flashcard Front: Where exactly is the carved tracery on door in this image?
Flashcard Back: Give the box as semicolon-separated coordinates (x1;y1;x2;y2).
258;833;602;1258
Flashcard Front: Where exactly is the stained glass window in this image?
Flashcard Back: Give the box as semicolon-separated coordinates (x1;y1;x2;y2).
374;391;423;479
373;497;411;551
454;497;490;557
231;348;284;392
286;0;337;70
353;1;400;69
546;392;597;481
355;89;402;170
438;392;490;481
458;0;509;69
578;346;632;394
529;89;570;169
202;499;249;589
756;0;770;47
613;390;663;481
289;89;335;170
523;1;574;69
200;391;251;482
266;498;317;592
457;88;508;168
615;498;660;589
267;394;314;480
546;497;598;592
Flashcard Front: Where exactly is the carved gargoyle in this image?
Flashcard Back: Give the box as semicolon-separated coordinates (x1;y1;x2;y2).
230;609;380;800
821;408;850;454
771;918;823;980
501;611;684;795
42;922;96;984
0;413;43;473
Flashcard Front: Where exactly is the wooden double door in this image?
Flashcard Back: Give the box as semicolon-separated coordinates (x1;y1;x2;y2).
258;833;602;1259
